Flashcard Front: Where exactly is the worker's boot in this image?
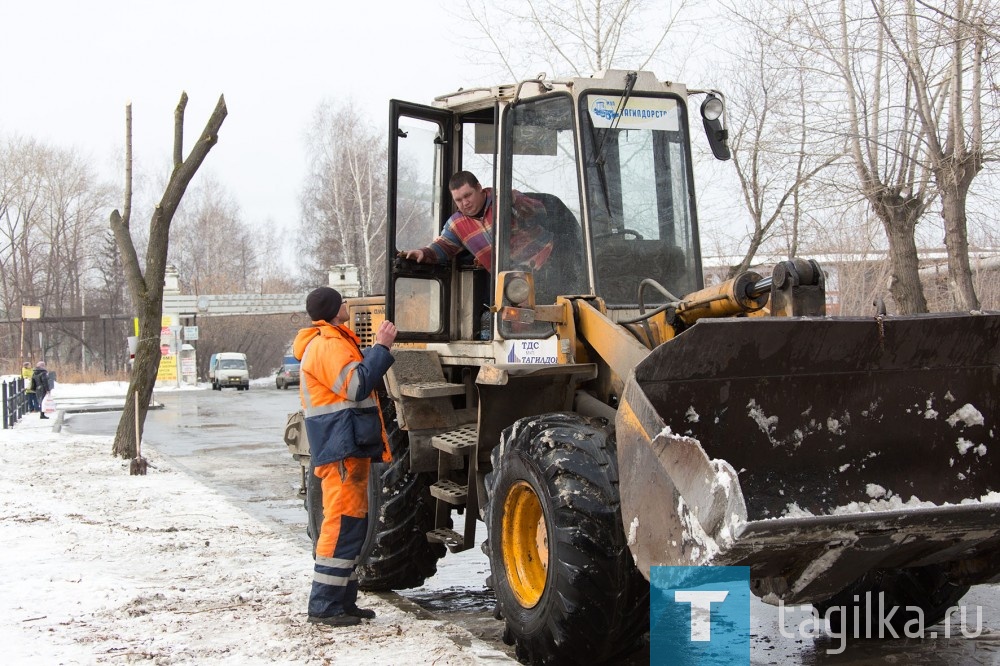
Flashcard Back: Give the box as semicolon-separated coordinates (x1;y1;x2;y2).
307;613;361;627
344;605;376;619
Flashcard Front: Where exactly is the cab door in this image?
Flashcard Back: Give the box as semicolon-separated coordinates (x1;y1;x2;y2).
387;101;454;342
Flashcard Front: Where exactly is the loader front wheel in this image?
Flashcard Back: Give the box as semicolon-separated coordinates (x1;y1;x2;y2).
306;395;445;590
485;412;649;665
814;566;970;635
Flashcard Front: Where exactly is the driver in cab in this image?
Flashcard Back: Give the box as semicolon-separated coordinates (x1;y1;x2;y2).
399;171;552;273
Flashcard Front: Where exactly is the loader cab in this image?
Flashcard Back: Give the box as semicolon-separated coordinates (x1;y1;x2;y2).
387;71;707;344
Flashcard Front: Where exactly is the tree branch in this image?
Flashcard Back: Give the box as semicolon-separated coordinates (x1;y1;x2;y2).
174;92;188;169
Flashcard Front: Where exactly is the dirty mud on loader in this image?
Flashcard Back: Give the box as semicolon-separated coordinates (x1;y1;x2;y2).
618;311;1000;609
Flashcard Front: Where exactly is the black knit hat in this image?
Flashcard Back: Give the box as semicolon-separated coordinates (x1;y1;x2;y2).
306;287;343;323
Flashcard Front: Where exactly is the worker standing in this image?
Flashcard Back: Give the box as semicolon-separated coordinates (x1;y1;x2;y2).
293;287;397;627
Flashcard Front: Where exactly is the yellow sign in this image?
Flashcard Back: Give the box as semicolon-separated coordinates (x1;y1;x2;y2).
157;354;178;381
22;305;41;319
134;315;174;336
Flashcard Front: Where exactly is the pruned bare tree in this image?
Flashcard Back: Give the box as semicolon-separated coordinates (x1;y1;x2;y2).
735;0;939;313
873;0;1000;311
109;93;227;460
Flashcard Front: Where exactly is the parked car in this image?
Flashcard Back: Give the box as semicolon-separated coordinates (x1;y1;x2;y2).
211;352;250;391
276;354;300;390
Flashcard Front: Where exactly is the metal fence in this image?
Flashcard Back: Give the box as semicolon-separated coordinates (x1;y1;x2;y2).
2;376;28;428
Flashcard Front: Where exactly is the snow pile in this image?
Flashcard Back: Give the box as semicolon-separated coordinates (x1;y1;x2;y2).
649;425;745;565
0;409;506;664
829;494;938;515
948;403;985;428
783;488;1000;518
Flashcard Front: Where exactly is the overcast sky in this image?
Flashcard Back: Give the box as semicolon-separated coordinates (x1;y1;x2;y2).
0;0;484;233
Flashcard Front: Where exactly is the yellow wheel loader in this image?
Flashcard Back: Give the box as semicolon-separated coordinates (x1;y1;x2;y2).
285;70;1000;664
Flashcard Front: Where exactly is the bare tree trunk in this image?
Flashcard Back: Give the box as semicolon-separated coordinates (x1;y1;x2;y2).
109;93;227;459
885;219;926;313
886;0;986;311
940;185;980;310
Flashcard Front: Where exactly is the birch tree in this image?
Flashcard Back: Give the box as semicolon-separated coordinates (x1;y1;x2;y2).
169;175;260;294
723;21;844;276
463;0;690;78
299;101;387;295
0;137;112;364
109;93;227;459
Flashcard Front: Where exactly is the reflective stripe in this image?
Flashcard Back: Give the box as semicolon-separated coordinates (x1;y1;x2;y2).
304;396;376;418
345;368;363;399
314;572;351;587
316;555;356;569
300;341;316;409
332;361;360;395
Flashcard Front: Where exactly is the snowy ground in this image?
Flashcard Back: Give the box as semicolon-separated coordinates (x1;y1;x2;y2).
0;380;511;664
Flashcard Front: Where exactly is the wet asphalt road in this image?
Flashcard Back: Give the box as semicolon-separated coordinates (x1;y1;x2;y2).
62;386;1000;665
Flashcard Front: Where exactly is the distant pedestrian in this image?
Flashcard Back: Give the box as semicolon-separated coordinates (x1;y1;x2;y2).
32;361;51;419
21;362;38;412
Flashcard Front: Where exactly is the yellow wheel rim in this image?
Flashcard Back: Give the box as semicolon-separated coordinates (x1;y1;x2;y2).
501;481;549;608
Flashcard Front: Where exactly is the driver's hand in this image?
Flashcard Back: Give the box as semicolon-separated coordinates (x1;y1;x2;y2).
399;249;425;263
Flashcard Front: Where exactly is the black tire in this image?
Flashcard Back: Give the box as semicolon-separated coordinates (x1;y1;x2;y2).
814;566;970;635
305;395;445;590
485;412;649;665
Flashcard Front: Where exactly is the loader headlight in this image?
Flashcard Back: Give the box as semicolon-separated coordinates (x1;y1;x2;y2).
701;94;724;121
504;275;532;306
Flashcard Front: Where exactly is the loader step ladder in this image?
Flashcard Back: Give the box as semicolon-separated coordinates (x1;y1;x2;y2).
430;479;468;504
383;349;478;555
428;424;478;553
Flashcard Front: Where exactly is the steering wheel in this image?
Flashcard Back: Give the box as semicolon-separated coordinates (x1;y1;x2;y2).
592;228;644;241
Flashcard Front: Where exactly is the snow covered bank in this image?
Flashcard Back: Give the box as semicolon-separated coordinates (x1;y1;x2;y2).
0;401;509;664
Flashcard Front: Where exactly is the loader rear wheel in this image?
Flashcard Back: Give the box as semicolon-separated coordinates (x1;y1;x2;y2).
814;566;970;635
485;412;649;665
306;395;445;590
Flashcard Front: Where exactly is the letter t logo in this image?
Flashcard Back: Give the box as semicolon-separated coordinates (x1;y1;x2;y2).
674;590;729;641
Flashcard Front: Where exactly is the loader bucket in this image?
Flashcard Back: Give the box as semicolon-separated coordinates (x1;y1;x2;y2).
616;312;1000;604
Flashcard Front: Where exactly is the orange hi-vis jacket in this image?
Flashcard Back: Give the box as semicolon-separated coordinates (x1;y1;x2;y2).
293;321;394;466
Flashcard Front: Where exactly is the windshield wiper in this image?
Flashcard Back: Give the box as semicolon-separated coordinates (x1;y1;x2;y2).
588;71;638;219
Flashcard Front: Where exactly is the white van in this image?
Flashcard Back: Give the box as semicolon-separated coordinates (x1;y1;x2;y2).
211;352;250;391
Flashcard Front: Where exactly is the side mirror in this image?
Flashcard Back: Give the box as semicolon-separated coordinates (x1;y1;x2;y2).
700;94;731;161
